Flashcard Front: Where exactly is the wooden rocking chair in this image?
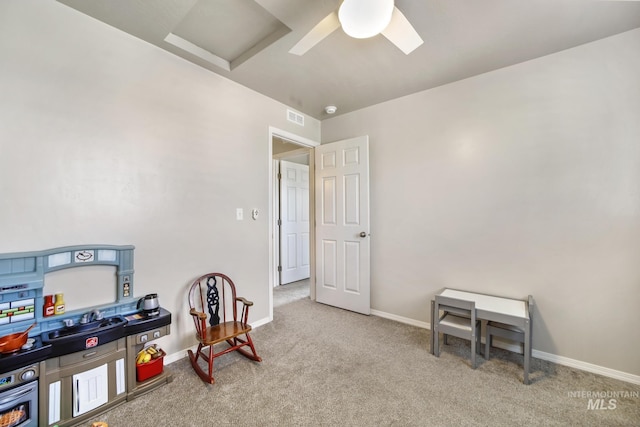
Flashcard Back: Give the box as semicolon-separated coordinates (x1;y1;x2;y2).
187;273;262;384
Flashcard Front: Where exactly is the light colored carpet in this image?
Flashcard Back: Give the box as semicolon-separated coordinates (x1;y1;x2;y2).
273;280;310;307
85;282;639;426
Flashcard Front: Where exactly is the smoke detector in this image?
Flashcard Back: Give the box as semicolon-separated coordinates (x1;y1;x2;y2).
325;105;337;115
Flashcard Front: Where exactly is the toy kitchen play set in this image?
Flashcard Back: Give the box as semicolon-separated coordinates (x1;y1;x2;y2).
0;245;172;427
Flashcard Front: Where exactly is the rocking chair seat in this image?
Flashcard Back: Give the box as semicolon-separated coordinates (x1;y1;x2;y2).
197;320;252;345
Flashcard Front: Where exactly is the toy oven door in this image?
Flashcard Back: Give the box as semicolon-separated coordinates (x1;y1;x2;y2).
0;380;38;427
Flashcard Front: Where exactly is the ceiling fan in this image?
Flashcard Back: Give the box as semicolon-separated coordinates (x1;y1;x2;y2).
289;0;423;56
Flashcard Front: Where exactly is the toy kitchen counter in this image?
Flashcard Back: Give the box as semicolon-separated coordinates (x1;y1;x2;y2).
124;307;171;335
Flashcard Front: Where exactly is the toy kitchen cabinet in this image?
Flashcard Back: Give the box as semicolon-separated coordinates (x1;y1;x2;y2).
41;338;128;426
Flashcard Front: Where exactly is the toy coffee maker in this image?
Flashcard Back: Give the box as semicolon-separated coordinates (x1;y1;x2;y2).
137;293;160;317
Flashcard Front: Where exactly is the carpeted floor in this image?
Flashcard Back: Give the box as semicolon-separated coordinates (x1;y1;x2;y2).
274;279;310;307
86;281;639;426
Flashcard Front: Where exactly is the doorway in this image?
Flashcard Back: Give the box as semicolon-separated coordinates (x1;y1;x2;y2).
268;127;318;320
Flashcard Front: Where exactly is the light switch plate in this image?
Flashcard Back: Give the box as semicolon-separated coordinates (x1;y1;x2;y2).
236;208;243;220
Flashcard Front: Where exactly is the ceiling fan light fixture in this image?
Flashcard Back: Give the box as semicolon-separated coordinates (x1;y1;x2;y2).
338;0;394;39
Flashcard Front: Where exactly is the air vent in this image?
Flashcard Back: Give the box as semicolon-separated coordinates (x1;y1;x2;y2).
287;109;304;126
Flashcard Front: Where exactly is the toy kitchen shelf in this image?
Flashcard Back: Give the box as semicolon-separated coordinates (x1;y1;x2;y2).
124;307;173;400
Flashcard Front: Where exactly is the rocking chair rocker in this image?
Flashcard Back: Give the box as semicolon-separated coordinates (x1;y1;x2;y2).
187;273;262;384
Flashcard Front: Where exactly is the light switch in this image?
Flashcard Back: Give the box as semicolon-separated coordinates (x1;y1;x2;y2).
236;208;243;220
153;330;161;339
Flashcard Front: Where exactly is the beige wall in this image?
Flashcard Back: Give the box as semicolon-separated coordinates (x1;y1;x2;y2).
0;0;320;356
322;28;640;377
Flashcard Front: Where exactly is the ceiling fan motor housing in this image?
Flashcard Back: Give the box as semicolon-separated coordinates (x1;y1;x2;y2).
339;0;395;39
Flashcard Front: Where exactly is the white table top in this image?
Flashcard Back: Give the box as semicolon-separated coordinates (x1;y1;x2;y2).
439;289;528;319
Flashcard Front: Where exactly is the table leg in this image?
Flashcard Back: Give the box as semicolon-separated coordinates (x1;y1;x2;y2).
524;318;531;385
431;299;438;356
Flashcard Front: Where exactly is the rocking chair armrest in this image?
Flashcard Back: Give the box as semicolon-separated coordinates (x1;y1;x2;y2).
236;297;254;307
189;308;207;319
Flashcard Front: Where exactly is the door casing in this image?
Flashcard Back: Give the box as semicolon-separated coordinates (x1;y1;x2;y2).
268;127;319;321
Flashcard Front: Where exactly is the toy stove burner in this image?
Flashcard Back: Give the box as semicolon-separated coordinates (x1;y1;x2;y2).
21;338;36;351
0;336;52;375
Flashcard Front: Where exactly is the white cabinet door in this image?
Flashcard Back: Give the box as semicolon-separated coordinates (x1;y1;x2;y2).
73;363;108;417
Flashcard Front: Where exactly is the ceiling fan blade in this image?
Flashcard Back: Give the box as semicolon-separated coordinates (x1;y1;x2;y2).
381;6;424;55
289;11;341;56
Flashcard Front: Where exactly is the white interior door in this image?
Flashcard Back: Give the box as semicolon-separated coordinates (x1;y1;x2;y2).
315;136;370;314
280;160;311;284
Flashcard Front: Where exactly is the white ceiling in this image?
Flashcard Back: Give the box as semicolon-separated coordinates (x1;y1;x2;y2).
57;0;640;119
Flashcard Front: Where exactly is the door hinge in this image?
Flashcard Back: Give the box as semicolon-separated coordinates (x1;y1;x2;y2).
277;219;282;226
277;173;282;180
277;265;282;272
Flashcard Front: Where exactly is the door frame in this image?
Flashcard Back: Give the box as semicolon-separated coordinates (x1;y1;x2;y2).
268;126;319;321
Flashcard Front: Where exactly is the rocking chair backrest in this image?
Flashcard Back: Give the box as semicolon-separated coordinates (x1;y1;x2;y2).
188;273;239;332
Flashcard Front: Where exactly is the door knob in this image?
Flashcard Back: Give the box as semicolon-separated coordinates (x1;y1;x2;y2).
359;232;368;238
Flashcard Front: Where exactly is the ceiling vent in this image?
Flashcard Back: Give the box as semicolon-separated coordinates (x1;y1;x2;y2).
287;109;304;126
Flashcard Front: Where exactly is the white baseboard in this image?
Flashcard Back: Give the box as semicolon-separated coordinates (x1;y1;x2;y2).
165;348;188;365
531;349;640;385
251;315;272;329
371;308;430;329
371;309;640;385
